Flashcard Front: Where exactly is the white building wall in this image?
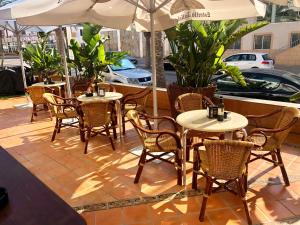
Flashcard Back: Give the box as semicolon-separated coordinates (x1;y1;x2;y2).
241;21;300;50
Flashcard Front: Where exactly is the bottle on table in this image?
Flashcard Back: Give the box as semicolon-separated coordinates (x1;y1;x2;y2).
217;96;224;121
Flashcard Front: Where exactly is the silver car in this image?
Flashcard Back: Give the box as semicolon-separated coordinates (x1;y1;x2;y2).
103;58;152;86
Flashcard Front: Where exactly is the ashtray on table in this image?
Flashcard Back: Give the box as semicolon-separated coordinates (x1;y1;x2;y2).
85;93;93;97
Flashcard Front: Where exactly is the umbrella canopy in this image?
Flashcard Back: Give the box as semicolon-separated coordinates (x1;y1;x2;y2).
263;0;300;7
0;0;266;116
2;0;266;31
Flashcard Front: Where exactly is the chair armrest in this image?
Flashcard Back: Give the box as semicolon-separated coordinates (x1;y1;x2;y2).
139;112;178;132
246;109;282;120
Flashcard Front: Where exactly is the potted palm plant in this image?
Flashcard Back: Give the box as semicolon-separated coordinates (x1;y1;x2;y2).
23;32;63;84
68;23;125;89
165;19;268;117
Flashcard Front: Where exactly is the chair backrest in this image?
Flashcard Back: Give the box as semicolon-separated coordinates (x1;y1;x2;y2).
272;107;300;146
27;86;47;105
43;93;60;115
176;93;213;112
80;101;111;128
126;110;148;142
203;140;254;180
50;73;63;81
124;87;152;107
72;81;91;97
97;83;116;92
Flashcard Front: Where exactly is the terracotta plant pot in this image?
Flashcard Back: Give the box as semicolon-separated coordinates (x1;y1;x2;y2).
167;83;217;118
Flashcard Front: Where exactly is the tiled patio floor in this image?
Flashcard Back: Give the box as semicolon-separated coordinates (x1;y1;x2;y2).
0;96;300;225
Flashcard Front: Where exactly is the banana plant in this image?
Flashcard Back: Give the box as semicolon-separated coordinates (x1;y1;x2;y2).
23;32;63;80
165;20;268;88
68;23;126;81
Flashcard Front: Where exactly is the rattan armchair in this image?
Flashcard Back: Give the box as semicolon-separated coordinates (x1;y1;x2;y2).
72;81;92;97
43;93;80;141
79;101;115;154
122;87;152;135
247;107;300;186
194;140;254;225
92;82;116;92
27;86;53;122
175;93;223;161
126;110;182;185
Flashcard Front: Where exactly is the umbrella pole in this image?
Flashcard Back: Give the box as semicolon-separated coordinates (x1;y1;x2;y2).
59;25;71;98
150;0;158;120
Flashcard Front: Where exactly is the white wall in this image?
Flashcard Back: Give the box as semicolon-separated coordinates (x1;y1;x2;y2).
241;21;300;50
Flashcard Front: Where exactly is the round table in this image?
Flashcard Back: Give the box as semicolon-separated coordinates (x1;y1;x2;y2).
176;110;248;133
176;109;248;186
32;81;66;96
77;92;123;102
77;92;123;139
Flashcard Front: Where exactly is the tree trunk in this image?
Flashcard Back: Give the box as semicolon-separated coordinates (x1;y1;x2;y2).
155;31;166;88
55;28;65;64
143;32;151;69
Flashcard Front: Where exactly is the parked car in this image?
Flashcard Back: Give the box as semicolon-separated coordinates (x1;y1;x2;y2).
103;58;152;86
212;69;300;102
125;55;138;65
223;53;274;69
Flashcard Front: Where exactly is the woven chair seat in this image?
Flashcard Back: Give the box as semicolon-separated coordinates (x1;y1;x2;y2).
124;103;143;112
249;135;277;152
144;135;178;152
56;110;78;119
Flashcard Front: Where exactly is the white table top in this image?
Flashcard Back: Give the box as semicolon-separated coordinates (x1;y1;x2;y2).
176;109;248;133
32;81;66;87
77;92;123;102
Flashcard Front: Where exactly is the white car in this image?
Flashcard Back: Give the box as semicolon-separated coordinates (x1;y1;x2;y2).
103;58;152;86
223;53;274;69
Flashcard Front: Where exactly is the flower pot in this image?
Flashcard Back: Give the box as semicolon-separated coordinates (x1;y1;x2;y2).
167;83;216;118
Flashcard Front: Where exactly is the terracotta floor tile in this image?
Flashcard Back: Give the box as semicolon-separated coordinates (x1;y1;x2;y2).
95;208;122;225
232;205;270;224
122;204;151;224
81;212;95;225
206;208;244;225
173;197;201;214
280;199;300;215
256;200;294;221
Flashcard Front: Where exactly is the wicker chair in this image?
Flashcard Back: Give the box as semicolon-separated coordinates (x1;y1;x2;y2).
27;86;53;122
92;82;116;92
72;81;92;97
247;107;300;186
43;93;80;141
126;110;182;185
79;101;115;154
175;93;223;162
122;87;152;135
195;140;254;225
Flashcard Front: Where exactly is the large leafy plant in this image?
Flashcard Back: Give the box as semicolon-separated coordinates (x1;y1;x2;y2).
68;23;125;81
23;32;63;80
165;20;268;88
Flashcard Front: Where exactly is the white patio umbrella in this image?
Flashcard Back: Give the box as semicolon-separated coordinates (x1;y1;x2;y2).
0;0;266;116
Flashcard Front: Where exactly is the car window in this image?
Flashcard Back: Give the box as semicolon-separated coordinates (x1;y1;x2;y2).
110;58;136;71
262;54;271;60
248;54;256;61
224;55;240;62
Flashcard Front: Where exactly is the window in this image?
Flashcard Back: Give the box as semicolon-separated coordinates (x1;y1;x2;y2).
254;35;271;49
224;54;240;62
80;29;83;36
228;39;241;49
290;33;300;47
240;54;256;61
